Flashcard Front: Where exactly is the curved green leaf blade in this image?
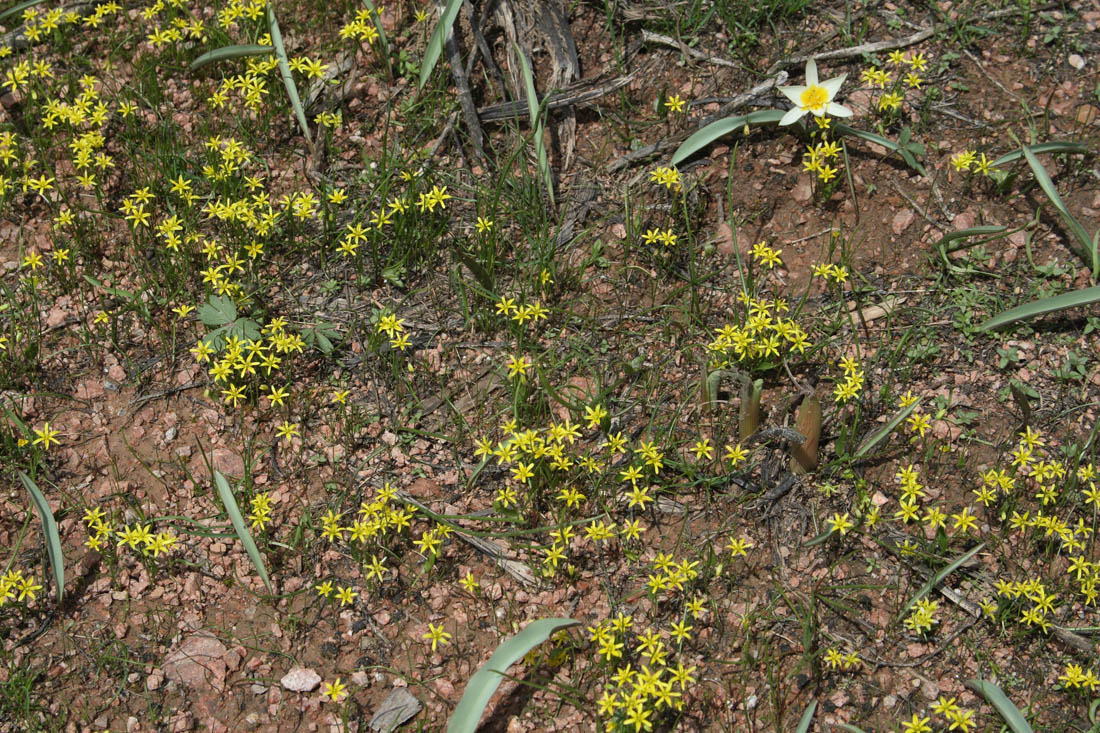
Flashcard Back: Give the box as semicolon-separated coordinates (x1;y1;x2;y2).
671;109;786;167
191;44;273;72
978;285;1100;332
213;470;273;594
990;142;1086;169
1020;143;1096;272
267;2;311;144
833;122;926;176
967;678;1033;733
513;41;553;206
855;398;921;458
795;700;817;733
418;0;463;90
19;471;63;603
448;618;579;733
834;725;870;733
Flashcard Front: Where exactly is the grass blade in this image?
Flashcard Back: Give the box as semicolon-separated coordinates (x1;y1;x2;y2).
967;678;1033;733
266;2;311;145
978;285;1100;332
901;542;984;617
794;700;817;733
990;141;1086;169
1020;143;1096;274
191;44;272;72
418;0;463;90
448;617;578;733
0;0;47;25
18;471;63;603
513;41;554;207
854;398;921;458
671;109;785;167
212;469;273;594
835;726;870;733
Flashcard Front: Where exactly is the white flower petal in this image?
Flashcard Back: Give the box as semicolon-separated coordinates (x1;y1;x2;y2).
779;106;806;126
820;74;847;98
826;102;853;118
805;58;819;86
777;84;805;106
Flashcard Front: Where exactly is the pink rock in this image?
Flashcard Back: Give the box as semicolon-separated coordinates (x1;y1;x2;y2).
211;448;244;477
162;631;229;692
892;208;914;235
281;667;321;693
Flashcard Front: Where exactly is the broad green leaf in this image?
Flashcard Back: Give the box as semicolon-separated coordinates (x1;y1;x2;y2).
1020;143;1097;273
418;0;463;90
833;123;927;176
0;0;46;24
990;141;1086;169
854;398;921;458
901;542;985;617
671;109;786;166
513;41;553;206
19;472;63;603
267;2;311;144
448;618;579;733
835;726;871;733
212;470;273;594
967;678;1033;733
191;44;272;71
198;294;237;326
794;700;817;733
978;285;1100;331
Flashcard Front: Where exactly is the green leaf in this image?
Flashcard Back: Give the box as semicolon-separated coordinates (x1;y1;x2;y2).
901;542;985;617
794;700;817;733
513;41;553;207
0;0;46;24
854;398;921;458
266;2;311;144
19;472;63;603
978;285;1100;332
989;141;1087;169
448;618;578;733
190;44;272;71
418;0;463;90
833;123;927;176
671;109;786;167
198;294;237;327
1020;143;1097;274
967;678;1033;733
212;470;273;594
834;726;871;733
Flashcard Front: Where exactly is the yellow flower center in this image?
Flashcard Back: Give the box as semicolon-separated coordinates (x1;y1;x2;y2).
800;84;828;111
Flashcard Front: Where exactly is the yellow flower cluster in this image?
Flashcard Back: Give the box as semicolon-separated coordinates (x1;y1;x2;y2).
591;612;697;730
340;9;382;44
811;261;849;283
833;355;864;404
216;0;266;29
376;311;410;350
83;507;178;557
823;647;860;670
0;569;42;606
648;166;682;192
949;149;998;177
210;53;278;114
249;492;274;530
903;597;939;633
802;139;841;182
641;228;677;247
704;298;809;368
494;295;548;325
1059;663;1100;692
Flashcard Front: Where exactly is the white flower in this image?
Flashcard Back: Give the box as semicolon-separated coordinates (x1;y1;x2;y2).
777;58;851;125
